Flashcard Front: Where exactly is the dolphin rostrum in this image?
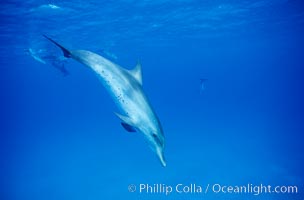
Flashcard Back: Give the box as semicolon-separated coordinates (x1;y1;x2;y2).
44;35;166;167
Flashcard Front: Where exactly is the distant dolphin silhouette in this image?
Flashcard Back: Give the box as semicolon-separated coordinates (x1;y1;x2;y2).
27;48;46;64
26;48;69;76
200;78;207;93
44;35;166;167
47;55;69;76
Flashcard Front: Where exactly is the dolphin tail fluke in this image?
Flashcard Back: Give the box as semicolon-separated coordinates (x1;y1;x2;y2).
43;35;71;58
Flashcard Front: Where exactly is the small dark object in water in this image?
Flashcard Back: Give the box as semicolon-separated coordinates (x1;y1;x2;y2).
200;78;208;93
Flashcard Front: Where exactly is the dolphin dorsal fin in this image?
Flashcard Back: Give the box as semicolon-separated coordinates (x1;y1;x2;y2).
129;61;142;85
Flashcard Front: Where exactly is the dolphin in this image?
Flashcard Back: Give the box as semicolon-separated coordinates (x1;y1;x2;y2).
27;48;47;64
43;35;166;167
26;48;69;76
199;78;207;94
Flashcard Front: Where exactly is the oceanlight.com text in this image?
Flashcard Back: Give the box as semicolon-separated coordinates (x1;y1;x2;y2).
128;183;298;196
212;183;298;195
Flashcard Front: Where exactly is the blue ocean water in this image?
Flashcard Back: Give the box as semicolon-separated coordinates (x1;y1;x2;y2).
1;0;304;199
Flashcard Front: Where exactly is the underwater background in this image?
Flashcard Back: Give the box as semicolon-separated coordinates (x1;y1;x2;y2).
1;0;304;199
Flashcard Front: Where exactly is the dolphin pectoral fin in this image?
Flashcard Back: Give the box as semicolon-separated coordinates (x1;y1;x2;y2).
121;123;137;132
114;112;134;125
114;113;137;132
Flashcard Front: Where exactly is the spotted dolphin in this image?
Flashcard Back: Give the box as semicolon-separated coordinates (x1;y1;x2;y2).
44;35;166;167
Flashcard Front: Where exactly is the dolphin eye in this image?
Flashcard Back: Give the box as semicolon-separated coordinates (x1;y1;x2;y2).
152;134;162;146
